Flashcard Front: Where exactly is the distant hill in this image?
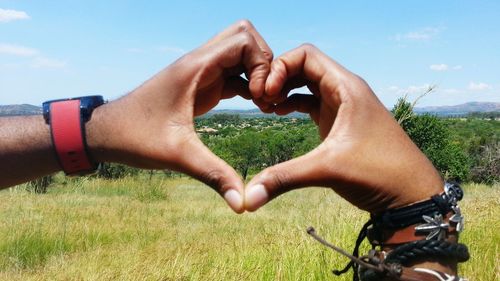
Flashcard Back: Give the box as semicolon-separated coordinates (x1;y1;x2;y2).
414;102;500;116
207;102;500;118
202;108;307;118
0;104;42;116
1;101;499;117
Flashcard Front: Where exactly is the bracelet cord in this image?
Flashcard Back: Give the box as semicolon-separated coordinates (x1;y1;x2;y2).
359;240;469;281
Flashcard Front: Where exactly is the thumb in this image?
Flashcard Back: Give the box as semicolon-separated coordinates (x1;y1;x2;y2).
178;136;245;213
244;146;329;212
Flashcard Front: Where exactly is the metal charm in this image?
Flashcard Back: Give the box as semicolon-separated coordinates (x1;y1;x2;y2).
415;214;450;240
450;205;464;232
444;182;463;204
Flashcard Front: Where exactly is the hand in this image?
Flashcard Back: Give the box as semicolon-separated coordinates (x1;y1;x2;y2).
87;20;272;213
245;44;444;213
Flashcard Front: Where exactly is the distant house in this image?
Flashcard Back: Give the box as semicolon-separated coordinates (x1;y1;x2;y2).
196;127;219;134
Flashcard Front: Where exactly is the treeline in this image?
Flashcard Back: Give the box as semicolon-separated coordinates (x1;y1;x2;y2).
465;111;500;120
200;121;320;179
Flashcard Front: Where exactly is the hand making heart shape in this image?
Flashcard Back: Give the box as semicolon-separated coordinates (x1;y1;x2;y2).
87;20;444;215
88;20;272;213
245;44;444;213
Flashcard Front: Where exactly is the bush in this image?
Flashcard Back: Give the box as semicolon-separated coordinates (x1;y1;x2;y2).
26;176;53;194
97;163;139;179
470;142;500;184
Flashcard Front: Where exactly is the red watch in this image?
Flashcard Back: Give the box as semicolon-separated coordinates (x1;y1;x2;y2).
43;96;105;175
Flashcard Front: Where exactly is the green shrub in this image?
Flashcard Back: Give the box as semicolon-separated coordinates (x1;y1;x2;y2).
97;163;139;179
26;175;53;194
470;142;500;184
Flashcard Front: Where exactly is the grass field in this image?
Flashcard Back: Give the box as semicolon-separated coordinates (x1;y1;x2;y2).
0;177;498;280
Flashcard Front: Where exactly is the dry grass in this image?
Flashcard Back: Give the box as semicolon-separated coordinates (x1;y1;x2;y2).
0;177;498;280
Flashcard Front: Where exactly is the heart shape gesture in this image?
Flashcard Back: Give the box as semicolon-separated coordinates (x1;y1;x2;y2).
87;20;443;215
0;19;455;279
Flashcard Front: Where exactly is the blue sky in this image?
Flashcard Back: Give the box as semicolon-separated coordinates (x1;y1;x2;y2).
1;0;499;108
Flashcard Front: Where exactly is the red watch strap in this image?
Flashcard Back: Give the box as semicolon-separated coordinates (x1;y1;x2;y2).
50;100;93;174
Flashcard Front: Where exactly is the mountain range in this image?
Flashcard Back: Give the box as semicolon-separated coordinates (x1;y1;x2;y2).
414;102;500;116
204;102;500;117
0;104;42;116
1;102;499;117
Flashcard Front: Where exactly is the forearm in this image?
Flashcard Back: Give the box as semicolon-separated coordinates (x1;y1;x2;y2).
0;103;114;189
0;96;133;189
0;115;59;188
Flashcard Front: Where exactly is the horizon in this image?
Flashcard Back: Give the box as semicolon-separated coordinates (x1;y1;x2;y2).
1;1;499;109
2;100;499;111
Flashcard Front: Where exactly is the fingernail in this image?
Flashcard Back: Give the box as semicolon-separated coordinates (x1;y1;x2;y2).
245;184;268;211
224;189;243;211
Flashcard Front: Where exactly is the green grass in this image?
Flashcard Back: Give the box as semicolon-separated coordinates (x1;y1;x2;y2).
0;178;498;280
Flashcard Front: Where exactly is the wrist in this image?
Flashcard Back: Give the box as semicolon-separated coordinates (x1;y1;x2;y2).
85;102;118;164
384;157;445;211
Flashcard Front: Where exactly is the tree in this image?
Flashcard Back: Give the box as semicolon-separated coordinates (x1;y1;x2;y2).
214;131;263;180
293;125;321;157
392;98;470;182
260;129;302;166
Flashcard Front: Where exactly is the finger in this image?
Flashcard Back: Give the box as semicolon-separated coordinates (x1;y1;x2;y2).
206;20;273;61
265;44;348;99
262;76;308;104
193;76;252;116
207;32;270;98
244;146;329;212
177;136;245;213
253;97;275;113
274;94;320;124
221;76;252;100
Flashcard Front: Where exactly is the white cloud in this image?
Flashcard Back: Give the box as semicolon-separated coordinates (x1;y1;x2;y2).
406;84;433;94
0;43;38;56
386;84;435;95
0;8;30;23
0;43;66;69
430;64;449;71
429;64;463;71
468;82;492;91
31;57;67;69
394;27;443;42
